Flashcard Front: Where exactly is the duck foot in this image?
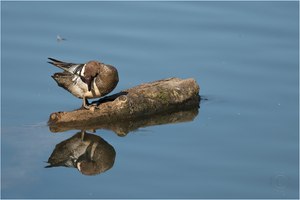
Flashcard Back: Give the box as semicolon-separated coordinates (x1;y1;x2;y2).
82;98;93;110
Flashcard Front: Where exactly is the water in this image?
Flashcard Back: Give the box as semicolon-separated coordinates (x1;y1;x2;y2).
1;1;299;199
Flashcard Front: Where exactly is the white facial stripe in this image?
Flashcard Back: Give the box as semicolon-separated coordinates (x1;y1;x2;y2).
92;79;100;96
90;143;98;158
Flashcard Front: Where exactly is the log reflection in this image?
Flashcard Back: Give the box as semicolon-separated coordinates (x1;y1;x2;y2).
46;131;115;176
49;106;200;136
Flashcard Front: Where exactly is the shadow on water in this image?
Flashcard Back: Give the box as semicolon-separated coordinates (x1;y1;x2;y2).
46;97;202;176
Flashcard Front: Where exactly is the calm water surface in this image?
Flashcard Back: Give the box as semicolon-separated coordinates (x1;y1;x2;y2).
1;1;299;199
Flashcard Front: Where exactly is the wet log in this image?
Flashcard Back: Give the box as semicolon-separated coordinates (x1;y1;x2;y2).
48;77;200;131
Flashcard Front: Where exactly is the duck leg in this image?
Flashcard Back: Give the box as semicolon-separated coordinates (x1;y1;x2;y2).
82;96;91;109
80;130;86;141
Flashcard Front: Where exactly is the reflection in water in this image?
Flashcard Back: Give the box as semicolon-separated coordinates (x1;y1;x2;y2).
47;103;200;175
49;105;200;136
46;131;116;176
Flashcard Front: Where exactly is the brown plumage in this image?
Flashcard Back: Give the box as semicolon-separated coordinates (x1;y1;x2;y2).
48;58;119;109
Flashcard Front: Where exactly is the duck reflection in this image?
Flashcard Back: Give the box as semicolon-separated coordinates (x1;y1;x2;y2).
46;103;200;175
46;131;115;176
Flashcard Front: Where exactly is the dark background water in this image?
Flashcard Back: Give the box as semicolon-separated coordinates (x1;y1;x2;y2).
1;1;299;199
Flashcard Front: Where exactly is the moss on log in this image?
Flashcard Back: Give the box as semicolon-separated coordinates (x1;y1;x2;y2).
48;77;200;133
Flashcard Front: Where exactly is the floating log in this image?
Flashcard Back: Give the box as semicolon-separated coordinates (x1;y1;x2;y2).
48;77;200;133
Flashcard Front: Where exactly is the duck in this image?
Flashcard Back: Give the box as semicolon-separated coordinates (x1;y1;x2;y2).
48;57;119;109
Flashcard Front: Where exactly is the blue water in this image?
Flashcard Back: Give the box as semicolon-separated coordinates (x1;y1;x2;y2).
1;1;299;199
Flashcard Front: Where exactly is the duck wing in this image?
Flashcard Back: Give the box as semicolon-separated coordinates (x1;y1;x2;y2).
48;57;85;75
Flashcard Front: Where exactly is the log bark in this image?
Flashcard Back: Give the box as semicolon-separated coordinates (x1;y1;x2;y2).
48;77;200;133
